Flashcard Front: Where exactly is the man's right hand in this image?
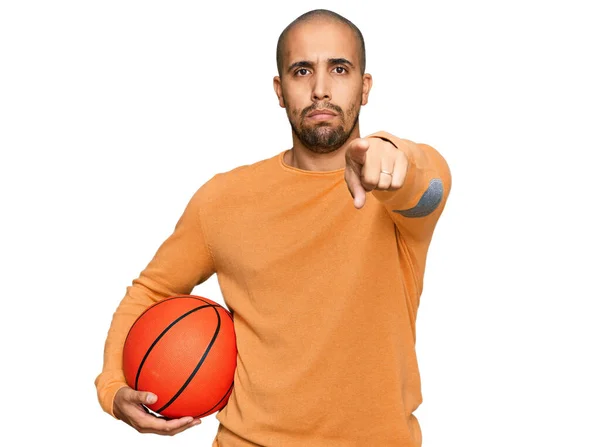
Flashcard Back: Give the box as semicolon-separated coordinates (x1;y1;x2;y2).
113;386;201;436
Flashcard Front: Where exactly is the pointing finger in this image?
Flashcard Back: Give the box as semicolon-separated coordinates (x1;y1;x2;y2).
345;138;370;166
345;167;366;209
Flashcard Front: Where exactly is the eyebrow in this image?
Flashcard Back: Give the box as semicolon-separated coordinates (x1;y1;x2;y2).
287;58;354;73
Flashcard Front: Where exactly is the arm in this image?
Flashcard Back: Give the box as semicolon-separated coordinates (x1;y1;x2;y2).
344;131;452;294
94;182;217;418
366;130;452;243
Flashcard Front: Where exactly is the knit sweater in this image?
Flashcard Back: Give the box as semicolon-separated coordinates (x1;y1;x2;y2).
95;130;452;446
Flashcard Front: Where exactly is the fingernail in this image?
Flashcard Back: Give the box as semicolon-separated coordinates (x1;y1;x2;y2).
147;394;156;404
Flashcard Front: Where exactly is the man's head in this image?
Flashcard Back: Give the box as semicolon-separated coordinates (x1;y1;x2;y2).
273;9;372;154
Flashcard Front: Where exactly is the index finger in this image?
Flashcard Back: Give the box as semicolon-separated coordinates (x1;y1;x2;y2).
345;138;370;166
345;167;366;209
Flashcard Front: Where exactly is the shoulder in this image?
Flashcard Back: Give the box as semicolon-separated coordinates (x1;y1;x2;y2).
215;152;278;187
191;151;281;203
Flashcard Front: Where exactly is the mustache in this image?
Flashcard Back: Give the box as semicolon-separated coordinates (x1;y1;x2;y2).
302;103;343;118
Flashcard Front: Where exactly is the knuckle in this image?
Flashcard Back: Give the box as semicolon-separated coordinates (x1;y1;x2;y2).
364;181;376;191
368;175;380;186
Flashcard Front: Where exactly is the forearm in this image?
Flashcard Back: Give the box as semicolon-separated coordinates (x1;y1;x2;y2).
367;131;450;213
94;281;166;418
95;184;217;418
365;130;451;252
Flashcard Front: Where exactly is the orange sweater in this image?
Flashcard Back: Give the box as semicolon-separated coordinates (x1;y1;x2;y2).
95;130;451;446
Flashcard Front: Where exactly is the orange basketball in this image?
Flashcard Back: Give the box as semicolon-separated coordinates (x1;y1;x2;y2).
123;294;237;419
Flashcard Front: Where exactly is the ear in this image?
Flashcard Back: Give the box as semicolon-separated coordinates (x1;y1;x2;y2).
273;76;286;108
361;73;373;106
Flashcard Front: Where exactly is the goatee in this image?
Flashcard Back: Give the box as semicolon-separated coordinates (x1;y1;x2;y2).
289;104;360;154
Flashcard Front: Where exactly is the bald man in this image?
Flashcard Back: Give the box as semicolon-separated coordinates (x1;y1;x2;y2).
95;8;451;447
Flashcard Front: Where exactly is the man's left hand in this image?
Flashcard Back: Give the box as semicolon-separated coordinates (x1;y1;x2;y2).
344;137;408;209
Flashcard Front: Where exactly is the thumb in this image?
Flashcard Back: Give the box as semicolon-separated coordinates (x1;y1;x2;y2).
134;390;157;405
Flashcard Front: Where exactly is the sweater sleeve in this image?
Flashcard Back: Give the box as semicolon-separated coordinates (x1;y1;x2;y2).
94;183;217;418
366;131;452;290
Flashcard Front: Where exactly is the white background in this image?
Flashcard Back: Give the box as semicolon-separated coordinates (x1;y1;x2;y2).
1;0;598;446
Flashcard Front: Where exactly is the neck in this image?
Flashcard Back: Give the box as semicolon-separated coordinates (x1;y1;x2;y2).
284;123;361;172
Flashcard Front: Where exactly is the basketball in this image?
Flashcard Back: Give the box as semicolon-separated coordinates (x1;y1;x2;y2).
122;294;237;419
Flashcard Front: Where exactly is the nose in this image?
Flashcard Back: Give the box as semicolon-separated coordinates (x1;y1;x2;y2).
311;69;331;102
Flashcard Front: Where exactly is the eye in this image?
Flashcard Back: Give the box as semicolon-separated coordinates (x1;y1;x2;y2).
295;68;310;76
334;66;347;74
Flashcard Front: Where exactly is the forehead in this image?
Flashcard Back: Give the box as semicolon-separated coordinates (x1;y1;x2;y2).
283;20;358;66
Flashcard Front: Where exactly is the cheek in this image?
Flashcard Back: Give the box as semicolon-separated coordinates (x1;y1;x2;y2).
281;93;301;117
344;100;359;119
282;85;303;103
285;106;302;124
335;84;362;112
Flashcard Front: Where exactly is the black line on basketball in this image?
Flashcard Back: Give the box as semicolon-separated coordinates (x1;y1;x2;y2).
125;297;180;347
125;297;212;347
134;303;219;390
175;295;234;322
195;380;235;418
156;305;222;414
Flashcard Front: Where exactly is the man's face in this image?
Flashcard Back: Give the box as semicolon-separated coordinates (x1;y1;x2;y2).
274;20;372;153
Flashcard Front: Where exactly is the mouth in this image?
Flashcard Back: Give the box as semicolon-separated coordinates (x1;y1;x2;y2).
306;110;337;121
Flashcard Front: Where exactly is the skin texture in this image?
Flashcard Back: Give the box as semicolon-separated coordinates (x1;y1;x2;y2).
273;18;408;209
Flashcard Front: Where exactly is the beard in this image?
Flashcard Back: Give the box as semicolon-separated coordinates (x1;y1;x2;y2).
288;101;360;154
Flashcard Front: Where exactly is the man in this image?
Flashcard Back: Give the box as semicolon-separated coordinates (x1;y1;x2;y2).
95;8;451;447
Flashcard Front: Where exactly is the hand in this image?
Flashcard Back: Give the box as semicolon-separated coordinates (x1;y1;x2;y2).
344;137;408;209
113;386;201;436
